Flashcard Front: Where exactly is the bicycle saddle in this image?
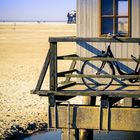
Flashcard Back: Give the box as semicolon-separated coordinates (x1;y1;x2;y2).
131;55;139;62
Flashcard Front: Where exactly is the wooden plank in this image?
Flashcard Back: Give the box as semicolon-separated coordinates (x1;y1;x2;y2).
65;74;140;79
54;96;75;101
49;106;140;131
57;81;76;90
65;60;77;83
49;37;140;43
132;0;140;37
32;90;140;98
35;48;51;91
57;54;77;60
57;69;77;77
58;56;139;62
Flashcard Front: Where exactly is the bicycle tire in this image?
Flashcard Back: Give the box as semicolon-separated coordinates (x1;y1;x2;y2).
81;56;115;90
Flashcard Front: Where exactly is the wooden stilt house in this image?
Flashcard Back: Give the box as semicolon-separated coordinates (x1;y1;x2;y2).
32;0;140;139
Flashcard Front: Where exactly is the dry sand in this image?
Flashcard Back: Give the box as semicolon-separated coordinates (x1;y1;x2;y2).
0;23;76;139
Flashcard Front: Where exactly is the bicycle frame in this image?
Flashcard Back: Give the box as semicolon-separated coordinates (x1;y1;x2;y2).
101;44;140;83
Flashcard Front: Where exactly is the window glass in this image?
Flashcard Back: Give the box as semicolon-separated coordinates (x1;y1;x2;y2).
101;0;129;36
101;0;113;15
101;18;113;34
116;0;128;16
116;18;128;34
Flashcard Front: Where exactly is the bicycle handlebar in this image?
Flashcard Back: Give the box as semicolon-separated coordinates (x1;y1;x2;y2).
107;33;125;38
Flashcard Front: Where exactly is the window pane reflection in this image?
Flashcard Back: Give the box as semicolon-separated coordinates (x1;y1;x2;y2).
116;0;128;16
101;0;113;15
101;18;113;34
116;18;128;34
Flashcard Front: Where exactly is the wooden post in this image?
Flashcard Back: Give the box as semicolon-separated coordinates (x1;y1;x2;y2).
50;42;57;91
79;96;95;140
48;42;57;128
62;129;79;140
49;42;57;106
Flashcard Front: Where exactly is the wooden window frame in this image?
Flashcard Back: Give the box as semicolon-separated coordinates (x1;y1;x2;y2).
99;0;131;37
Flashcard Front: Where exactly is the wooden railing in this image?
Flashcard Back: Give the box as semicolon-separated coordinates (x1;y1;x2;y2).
32;36;140;101
31;36;140;136
49;36;140;43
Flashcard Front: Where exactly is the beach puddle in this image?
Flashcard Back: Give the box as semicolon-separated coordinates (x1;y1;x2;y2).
24;130;140;140
24;130;61;140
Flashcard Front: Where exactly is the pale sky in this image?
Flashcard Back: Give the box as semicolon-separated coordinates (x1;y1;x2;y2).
0;0;76;21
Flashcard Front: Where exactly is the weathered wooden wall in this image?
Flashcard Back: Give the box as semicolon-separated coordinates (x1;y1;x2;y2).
76;0;140;78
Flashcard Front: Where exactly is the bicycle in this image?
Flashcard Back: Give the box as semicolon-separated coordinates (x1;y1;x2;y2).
81;36;140;91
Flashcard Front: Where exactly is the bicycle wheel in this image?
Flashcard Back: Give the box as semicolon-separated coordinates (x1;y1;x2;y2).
81;57;115;90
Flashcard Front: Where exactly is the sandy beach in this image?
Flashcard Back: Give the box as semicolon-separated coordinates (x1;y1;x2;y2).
0;23;76;139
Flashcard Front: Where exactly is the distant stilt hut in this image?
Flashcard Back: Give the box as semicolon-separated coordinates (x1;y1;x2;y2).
67;10;76;24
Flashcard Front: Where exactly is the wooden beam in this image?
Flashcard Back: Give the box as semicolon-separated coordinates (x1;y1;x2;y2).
62;129;79;140
65;74;140;79
54;96;75;101
32;90;140;98
58;56;140;62
57;69;77;77
57;81;76;90
50;42;57;91
57;54;77;60
49;42;57;106
35;49;51;91
49;106;140;131
64;60;77;83
109;97;122;106
49;36;140;43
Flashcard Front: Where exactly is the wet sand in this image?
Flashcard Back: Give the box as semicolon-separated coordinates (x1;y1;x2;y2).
0;23;76;139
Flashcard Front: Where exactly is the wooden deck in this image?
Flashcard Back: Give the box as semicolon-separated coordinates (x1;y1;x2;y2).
31;37;140;138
